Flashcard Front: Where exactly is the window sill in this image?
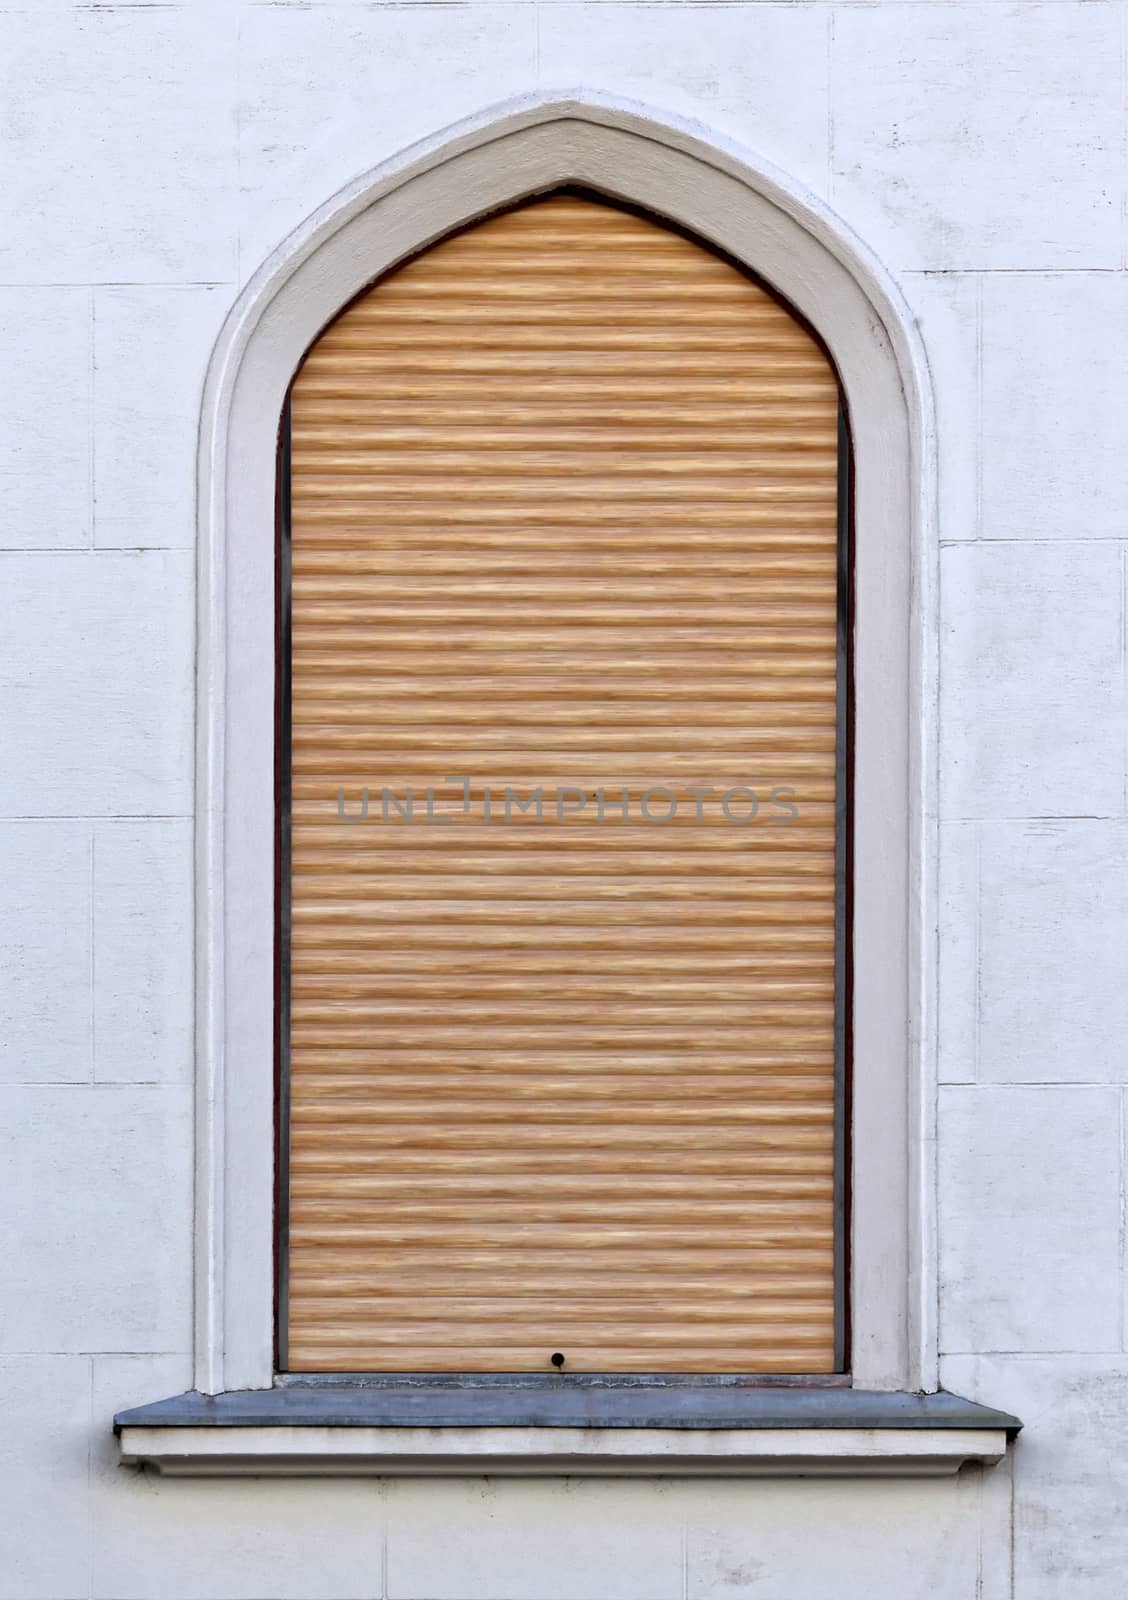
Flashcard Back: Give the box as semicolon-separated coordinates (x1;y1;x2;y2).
115;1378;1020;1478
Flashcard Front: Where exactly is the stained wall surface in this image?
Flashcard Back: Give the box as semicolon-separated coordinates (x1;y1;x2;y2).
2;4;1127;1598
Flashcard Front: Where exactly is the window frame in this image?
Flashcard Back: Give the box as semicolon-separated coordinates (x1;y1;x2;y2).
192;92;939;1400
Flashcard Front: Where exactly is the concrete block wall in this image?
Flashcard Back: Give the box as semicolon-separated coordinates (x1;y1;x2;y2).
1;3;1126;1597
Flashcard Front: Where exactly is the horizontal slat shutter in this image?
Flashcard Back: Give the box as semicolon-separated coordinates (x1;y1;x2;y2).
285;192;841;1373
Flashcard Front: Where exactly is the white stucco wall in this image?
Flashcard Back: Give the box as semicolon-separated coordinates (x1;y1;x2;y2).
1;3;1125;1597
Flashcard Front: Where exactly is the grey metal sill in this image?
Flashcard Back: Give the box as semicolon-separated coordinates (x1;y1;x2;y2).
115;1378;1020;1477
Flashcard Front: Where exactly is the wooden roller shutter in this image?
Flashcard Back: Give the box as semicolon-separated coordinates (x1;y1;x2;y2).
283;192;844;1373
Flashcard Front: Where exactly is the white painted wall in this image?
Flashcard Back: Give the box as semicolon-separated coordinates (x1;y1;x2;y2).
0;2;1124;1596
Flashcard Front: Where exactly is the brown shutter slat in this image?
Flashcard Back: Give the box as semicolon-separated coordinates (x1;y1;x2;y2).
285;193;840;1373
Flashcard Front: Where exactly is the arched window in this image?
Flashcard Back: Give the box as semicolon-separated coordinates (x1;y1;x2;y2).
277;190;848;1376
116;100;1025;1477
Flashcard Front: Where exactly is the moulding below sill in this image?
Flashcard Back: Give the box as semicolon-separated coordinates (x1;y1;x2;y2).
115;1384;1019;1478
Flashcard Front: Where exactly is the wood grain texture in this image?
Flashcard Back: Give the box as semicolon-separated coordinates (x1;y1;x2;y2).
285;192;840;1373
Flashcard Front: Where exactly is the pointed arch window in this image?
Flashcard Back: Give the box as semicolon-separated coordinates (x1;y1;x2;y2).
115;104;1022;1474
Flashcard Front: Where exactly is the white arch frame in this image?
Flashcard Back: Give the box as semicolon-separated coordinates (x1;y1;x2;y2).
195;91;939;1397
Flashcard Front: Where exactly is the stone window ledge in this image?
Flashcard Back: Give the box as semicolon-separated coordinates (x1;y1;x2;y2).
115;1378;1020;1478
